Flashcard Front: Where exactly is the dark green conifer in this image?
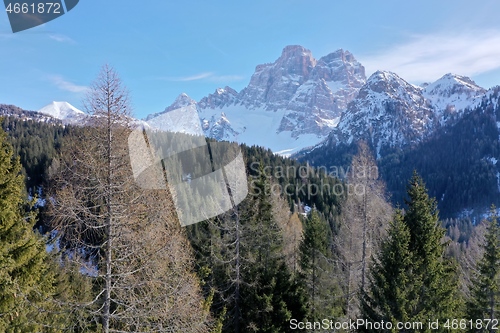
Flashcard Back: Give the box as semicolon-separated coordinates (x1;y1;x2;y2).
361;172;462;332
467;205;500;331
299;210;342;320
0;125;54;331
241;164;307;333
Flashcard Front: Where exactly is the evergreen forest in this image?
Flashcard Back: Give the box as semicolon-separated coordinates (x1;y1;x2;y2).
1;66;500;332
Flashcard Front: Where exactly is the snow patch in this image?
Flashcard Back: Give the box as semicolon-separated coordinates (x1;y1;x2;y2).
487;157;498;165
497;172;500;193
199;104;324;154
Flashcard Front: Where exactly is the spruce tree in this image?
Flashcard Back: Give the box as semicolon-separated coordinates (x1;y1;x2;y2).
361;210;416;330
299;210;342;320
241;164;307;332
361;172;462;332
0;125;54;331
467;205;500;331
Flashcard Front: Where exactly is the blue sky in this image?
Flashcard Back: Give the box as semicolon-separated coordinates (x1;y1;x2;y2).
2;0;500;119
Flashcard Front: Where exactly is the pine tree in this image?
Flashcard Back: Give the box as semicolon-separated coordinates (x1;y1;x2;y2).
467;205;500;331
299;210;342;320
361;172;462;332
241;164;307;333
0;125;54;331
361;210;415;330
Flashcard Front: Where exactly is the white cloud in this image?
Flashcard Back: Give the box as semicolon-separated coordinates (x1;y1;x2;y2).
49;75;88;93
176;72;214;82
49;34;75;44
360;30;500;83
160;72;244;83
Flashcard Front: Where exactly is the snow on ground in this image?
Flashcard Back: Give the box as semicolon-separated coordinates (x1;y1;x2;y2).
147;104;203;136
199;104;326;155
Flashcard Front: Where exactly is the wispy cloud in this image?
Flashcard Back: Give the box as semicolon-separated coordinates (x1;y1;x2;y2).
49;34;75;44
360;30;500;83
176;72;214;82
158;72;245;83
49;75;89;93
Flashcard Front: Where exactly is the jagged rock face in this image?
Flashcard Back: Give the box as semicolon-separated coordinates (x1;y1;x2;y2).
239;45;317;109
310;49;366;110
205;112;239;141
198;87;238;109
184;45;367;149
276;49;367;137
311;50;365;84
236;46;366;115
326;71;436;155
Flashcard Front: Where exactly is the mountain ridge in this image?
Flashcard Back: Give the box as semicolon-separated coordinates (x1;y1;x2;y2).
148;45;489;156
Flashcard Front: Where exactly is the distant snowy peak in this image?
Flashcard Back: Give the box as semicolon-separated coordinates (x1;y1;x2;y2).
165;93;197;111
425;73;485;97
145;93;197;121
198;87;238;109
303;71;493;158
146;100;203;136
38;101;85;124
325;70;436;155
423;73;486;116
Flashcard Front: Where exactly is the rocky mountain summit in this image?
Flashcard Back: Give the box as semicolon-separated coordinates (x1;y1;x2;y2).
147;45;367;154
304;71;491;158
146;45;490;156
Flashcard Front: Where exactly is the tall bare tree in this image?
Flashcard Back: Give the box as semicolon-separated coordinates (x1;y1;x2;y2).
50;65;212;332
335;141;392;318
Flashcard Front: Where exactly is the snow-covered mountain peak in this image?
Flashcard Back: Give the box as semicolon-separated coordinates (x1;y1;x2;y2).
166;93;197;111
423;73;486;117
325;71;435;156
145;93;197;121
150;45;490;156
424;73;485;97
38;101;85;124
355;71;424;107
198;86;238;109
150;46;371;154
301;70;493;159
